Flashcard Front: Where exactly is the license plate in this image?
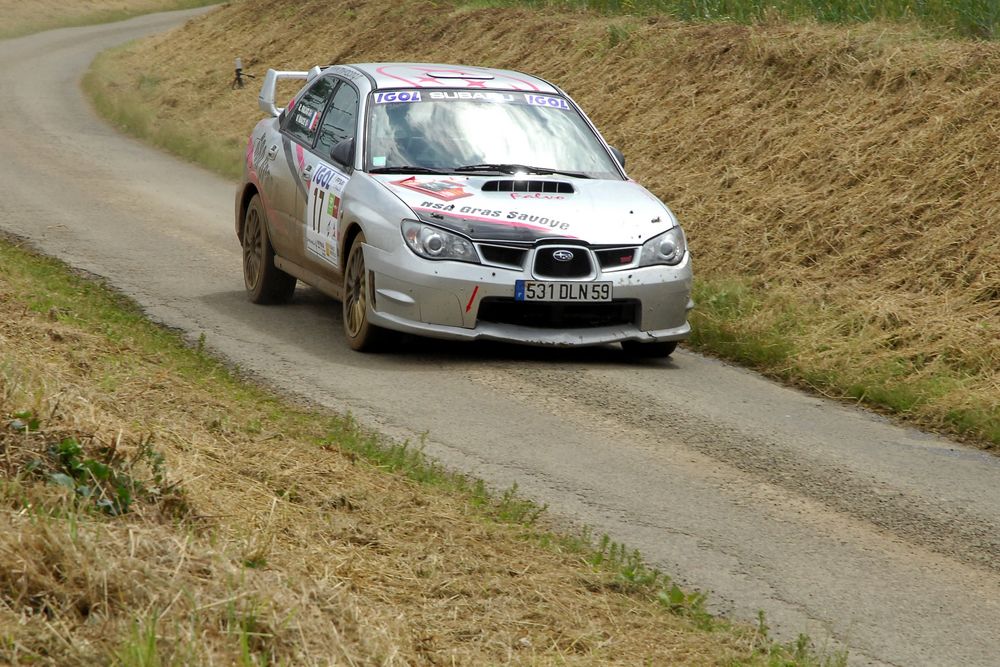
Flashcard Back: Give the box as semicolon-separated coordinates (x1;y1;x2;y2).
514;280;613;302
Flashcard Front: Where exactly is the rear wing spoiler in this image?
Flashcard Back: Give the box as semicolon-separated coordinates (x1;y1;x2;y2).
258;66;323;117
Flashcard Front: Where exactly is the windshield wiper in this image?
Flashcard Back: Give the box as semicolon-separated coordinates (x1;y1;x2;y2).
452;163;591;179
369;166;448;175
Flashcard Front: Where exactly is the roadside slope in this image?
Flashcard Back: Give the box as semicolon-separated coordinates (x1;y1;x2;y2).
88;0;1000;447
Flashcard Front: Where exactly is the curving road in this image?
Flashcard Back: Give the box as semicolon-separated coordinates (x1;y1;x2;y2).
1;10;998;666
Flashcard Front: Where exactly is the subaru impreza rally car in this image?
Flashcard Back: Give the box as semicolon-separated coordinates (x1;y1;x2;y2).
237;62;693;356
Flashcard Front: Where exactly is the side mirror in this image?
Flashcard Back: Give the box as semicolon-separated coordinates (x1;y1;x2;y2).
610;146;625;169
277;109;286;126
330;138;354;169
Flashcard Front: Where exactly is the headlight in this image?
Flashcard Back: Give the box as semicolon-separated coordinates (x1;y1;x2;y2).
401;220;479;263
639;226;687;267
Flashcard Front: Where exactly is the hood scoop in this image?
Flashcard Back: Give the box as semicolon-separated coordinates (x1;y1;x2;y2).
482;180;574;194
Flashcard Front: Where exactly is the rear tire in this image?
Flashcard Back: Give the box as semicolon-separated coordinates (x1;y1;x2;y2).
242;194;296;304
342;231;387;352
621;340;678;358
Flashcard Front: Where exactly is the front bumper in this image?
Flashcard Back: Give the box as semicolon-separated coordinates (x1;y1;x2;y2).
363;243;694;347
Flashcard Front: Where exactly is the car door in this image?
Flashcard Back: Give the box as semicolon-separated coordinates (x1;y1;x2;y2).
274;75;339;263
297;79;360;277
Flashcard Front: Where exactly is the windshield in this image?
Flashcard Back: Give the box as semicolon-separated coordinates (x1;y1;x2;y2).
365;90;622;179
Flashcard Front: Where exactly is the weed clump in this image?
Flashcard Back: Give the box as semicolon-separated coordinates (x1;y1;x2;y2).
3;412;187;518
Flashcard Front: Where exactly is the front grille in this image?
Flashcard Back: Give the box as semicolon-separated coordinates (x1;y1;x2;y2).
478;244;528;269
595;247;639;269
482;180;574;194
533;246;593;279
477;298;639;329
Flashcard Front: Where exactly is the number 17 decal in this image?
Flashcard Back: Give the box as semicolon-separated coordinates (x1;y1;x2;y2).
306;164;348;269
311;187;325;234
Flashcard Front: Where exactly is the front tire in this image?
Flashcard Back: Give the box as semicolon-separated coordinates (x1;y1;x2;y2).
342;231;386;351
242;194;296;304
621;340;678;358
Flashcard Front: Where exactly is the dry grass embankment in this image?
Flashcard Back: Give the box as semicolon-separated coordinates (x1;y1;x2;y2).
2;238;828;664
0;0;218;40
87;0;999;448
485;0;1000;40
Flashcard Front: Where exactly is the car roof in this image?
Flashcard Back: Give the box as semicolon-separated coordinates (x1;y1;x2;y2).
347;63;560;95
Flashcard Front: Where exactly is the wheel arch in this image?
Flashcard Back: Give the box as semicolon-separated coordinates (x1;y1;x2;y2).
341;221;365;262
236;183;260;243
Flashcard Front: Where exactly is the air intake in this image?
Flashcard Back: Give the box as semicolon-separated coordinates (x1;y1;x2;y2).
482;180;574;194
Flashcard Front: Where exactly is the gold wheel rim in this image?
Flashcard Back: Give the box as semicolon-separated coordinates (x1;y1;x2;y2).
344;244;367;337
243;207;263;289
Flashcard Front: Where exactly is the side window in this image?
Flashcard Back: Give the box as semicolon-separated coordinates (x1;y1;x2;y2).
316;83;359;157
283;77;336;145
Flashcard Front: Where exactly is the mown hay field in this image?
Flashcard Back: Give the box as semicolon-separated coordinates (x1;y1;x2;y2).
86;0;999;447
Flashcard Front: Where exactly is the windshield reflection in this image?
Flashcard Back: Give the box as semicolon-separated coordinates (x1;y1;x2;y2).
366;91;621;179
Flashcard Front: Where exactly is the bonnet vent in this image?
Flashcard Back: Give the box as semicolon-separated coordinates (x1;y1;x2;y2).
482;180;574;194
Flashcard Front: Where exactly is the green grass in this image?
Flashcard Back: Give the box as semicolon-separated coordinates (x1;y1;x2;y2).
0;1;221;41
83;48;243;180
688;277;1000;448
115;616;162;667
468;0;999;39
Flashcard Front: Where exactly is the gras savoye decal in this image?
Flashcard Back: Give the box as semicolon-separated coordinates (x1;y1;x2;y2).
417;200;571;233
387;177;574;235
306;163;349;268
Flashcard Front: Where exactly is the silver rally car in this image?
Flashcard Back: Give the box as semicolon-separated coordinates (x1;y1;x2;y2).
237;62;693;356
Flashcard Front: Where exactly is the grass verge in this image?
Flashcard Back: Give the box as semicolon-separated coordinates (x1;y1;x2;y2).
84;48;243;179
689;278;1000;446
1;233;844;664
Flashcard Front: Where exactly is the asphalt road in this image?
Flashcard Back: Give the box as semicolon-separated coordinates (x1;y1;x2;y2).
1;10;998;666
